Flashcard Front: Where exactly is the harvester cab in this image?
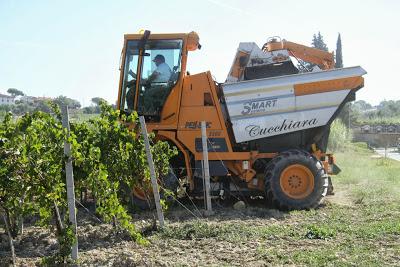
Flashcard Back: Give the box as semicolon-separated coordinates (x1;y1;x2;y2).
118;31;200;122
117;31;367;210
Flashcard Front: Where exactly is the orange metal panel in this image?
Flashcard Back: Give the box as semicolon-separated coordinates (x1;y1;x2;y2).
181;72;211;107
157;80;183;126
294;76;364;96
205;73;237;148
224;161;256;182
265;40;335;70
194;152;251;161
177;72;235;155
194;151;276;161
124;33;189;40
123;32;199;52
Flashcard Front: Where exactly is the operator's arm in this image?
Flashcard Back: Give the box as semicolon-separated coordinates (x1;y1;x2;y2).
144;71;160;84
129;70;137;79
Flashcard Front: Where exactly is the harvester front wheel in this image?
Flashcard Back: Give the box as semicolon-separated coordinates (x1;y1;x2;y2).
131;168;179;210
131;186;154;210
265;149;328;210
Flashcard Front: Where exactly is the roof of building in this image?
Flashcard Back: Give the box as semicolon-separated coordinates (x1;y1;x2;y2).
0;93;15;99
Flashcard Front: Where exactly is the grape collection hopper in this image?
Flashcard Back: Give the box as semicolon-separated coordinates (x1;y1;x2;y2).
222;66;367;144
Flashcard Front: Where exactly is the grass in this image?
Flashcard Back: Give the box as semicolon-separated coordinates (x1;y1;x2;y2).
152;143;400;266
335;144;400;202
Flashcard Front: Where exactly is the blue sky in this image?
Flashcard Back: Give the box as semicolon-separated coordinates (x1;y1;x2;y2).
0;0;399;106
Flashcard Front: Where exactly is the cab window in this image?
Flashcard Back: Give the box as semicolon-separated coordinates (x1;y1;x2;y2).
138;39;183;118
120;40;139;111
119;39;183;119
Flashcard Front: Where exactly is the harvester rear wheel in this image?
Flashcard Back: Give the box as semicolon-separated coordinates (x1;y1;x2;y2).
265;149;328;210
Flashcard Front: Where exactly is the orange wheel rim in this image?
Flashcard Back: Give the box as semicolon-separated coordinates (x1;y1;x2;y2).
280;164;314;199
133;177;161;201
132;186;148;200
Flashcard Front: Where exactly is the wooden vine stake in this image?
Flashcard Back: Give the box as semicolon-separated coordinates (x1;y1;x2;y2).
61;105;78;261
201;121;212;215
139;116;165;228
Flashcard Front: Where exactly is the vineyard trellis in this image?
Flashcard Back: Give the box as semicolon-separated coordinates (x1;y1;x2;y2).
0;102;176;265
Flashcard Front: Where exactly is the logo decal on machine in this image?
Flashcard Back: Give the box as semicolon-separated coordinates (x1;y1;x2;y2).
241;98;278;115
245;118;318;137
185;121;212;129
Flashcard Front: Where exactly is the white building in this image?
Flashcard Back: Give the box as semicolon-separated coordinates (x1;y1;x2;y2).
0;93;15;105
20;95;35;103
20;95;52;103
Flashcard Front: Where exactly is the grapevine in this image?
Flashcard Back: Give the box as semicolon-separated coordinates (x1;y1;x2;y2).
0;102;176;263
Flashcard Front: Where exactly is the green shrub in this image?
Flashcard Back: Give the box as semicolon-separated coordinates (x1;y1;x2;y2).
328;119;352;152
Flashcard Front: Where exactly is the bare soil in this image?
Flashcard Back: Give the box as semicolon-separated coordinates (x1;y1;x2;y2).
1;193;399;266
1;200;288;266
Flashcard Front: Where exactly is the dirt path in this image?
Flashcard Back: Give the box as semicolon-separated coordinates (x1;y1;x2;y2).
374;147;400;162
324;186;354;207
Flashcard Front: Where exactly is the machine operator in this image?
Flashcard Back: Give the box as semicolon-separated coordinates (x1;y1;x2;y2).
127;54;172;114
129;54;172;84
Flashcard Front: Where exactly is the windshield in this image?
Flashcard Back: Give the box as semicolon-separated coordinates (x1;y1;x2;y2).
120;39;183;118
120;40;139;111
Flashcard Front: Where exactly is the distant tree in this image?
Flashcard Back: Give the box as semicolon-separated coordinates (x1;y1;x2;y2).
298;32;330;72
11;102;34;115
91;97;107;106
353;100;372;111
34;100;52;113
0;105;12;113
10;99;55;116
53;95;81;109
333;33;351;125
335;33;343;68
377;100;400;117
338;101;366;127
7;88;24;97
82;106;99;114
337;99;400;126
312;32;329;51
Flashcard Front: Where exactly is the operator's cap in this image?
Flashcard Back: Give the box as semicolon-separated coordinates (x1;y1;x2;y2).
152;54;165;62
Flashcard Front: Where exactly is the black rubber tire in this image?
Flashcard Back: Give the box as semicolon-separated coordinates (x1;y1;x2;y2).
131;167;179;210
119;181;153;210
131;195;153;210
265;149;328;210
